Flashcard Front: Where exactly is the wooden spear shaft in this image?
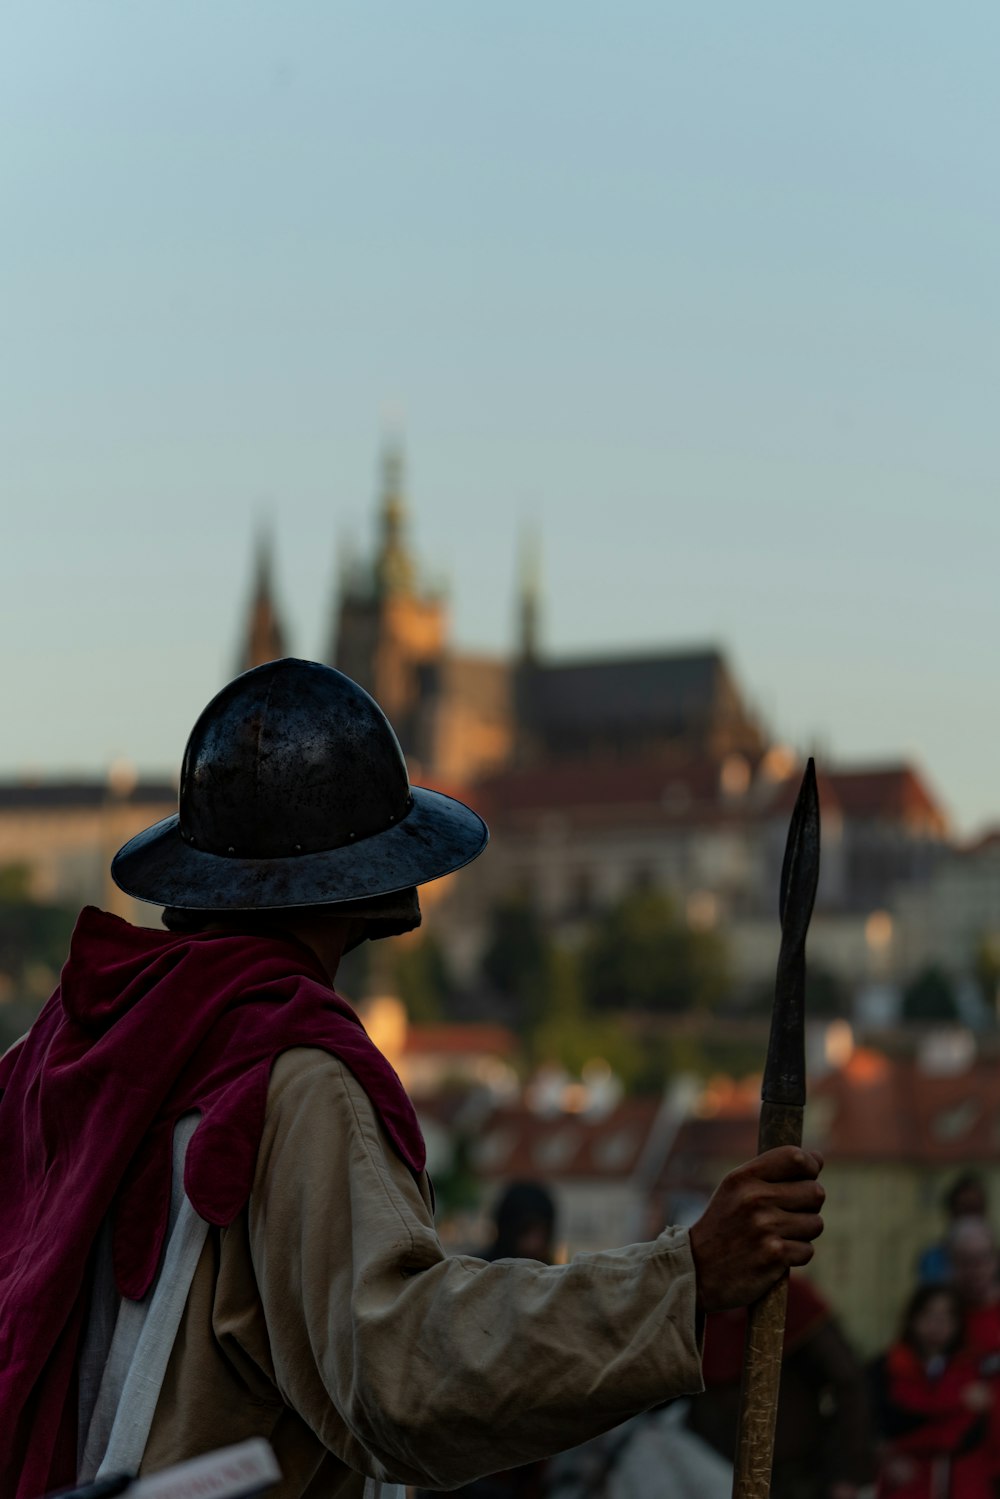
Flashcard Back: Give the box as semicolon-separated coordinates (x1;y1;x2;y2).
731;1102;803;1498
732;760;820;1499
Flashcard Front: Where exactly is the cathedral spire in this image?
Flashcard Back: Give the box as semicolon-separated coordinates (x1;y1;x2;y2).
517;526;542;662
238;523;288;673
374;438;416;598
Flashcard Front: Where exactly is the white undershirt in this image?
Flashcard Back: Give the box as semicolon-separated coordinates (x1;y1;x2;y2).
78;1112;208;1483
77;1111;403;1499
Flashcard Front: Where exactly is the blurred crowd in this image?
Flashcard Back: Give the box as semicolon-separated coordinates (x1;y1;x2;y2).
869;1173;1000;1499
422;1171;1000;1499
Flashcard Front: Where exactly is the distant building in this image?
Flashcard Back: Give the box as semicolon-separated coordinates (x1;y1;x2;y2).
762;764;949;917
359;992;519;1101
465;751;766;931
896;828;1000;981
515;649;767;769
730;763;951;988
470;1091;683;1252
0;774;176;923
452;750;950;992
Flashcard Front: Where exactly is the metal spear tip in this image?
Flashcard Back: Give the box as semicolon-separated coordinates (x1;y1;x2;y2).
778;756;821;941
763;757;821;1110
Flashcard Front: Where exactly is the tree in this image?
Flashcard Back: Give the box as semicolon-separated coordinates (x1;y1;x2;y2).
480;895;552;1031
0;868;77;1003
0;866;78;1047
746;964;849;1019
392;933;452;1023
902;965;958;1023
974;937;1000;1015
582;889;729;1014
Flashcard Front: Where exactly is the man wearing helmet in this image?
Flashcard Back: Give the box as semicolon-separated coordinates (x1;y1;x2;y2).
0;659;824;1499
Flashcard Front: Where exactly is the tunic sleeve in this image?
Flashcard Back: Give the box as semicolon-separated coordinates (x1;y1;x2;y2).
248;1048;703;1490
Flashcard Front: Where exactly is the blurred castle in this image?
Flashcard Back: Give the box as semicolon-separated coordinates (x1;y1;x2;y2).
0;438;970;1001
229;440;954;997
240;440;769;790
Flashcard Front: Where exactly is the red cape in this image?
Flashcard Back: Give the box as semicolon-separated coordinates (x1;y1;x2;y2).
0;907;425;1499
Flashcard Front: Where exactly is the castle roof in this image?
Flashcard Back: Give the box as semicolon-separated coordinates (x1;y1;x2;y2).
0;779;176;811
520;648;733;736
476;753;727;826
514;646;767;767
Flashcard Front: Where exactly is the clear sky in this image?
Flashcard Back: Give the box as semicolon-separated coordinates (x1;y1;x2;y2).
2;3;998;832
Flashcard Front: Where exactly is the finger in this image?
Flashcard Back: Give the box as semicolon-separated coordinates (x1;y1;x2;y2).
742;1146;823;1184
769;1210;825;1242
766;1179;826;1214
782;1240;815;1267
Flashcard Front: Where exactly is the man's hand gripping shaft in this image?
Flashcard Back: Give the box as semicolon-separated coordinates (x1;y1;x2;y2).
688;1146;824;1313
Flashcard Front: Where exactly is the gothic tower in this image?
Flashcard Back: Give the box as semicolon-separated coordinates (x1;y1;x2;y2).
237;526;288;674
517;526;542;665
330;441;447;768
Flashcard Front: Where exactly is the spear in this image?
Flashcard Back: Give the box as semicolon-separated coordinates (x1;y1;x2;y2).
732;758;821;1499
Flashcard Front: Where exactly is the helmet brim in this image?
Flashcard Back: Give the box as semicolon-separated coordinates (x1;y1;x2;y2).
111;785;489;911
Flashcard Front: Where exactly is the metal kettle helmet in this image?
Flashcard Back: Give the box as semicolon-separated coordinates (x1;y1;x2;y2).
112;658;489;910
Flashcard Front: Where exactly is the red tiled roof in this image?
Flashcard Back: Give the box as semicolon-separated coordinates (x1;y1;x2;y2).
658;1049;1000;1188
766;769;841;819
475;756;948;840
473;1098;664;1181
659;1114;760;1195
809;1050;1000;1163
766;764;948;833
475;756;728;823
829;767;947;828
962;828;1000;858
404;1024;517;1059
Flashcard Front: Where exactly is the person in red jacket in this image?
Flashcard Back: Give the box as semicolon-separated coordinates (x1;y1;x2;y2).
871;1283;992;1499
948;1216;1000;1488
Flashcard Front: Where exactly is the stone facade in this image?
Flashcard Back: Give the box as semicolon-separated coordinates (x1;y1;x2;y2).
0;776;175;923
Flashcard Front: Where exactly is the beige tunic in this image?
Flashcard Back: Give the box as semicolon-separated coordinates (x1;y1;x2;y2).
139;1048;704;1495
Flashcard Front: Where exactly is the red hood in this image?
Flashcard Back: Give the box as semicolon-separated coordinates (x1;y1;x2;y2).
0;906;425;1498
59;908;322;1033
